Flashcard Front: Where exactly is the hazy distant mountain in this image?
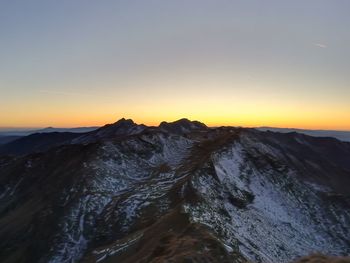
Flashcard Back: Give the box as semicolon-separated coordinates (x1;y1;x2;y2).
258;127;350;142
0;127;99;153
0;132;82;156
0;126;99;136
0;119;350;263
35;126;100;134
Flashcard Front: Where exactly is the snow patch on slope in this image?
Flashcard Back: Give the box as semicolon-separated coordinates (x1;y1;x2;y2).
185;140;350;263
48;133;192;262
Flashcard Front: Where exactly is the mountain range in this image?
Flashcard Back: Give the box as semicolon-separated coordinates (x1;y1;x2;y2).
258;127;350;143
0;127;99;145
2;125;349;148
0;118;349;263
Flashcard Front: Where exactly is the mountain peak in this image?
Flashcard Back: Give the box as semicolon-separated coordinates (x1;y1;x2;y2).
94;118;145;138
114;118;135;125
72;118;145;144
159;118;207;134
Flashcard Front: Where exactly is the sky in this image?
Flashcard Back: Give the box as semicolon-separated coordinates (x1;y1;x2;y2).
0;0;349;130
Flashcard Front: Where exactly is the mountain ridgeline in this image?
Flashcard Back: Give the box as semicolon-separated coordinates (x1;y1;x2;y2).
0;118;349;263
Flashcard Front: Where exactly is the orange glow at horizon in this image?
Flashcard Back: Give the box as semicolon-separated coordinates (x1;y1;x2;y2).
1;71;349;131
1;101;350;131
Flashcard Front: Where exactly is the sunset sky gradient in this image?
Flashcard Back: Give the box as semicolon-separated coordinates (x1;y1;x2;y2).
1;0;350;130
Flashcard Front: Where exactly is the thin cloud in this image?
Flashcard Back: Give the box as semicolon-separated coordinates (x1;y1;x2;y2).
38;89;111;99
39;89;88;97
314;43;327;48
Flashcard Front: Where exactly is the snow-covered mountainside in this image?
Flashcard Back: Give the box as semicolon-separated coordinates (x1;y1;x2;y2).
0;119;349;263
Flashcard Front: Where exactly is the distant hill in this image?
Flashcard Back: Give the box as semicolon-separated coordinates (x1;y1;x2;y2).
0;132;82;155
0;126;99;136
258;127;350;142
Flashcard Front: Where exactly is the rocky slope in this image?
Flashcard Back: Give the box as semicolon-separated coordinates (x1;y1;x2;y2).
0;119;349;263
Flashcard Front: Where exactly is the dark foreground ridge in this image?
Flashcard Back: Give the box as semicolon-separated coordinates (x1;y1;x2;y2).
0;118;350;263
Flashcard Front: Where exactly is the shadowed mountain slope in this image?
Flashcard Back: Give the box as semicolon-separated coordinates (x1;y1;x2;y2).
0;132;82;156
0;136;22;145
0;120;349;263
159;118;207;134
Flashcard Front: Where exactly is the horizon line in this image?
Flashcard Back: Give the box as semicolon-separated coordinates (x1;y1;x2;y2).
1;118;350;133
